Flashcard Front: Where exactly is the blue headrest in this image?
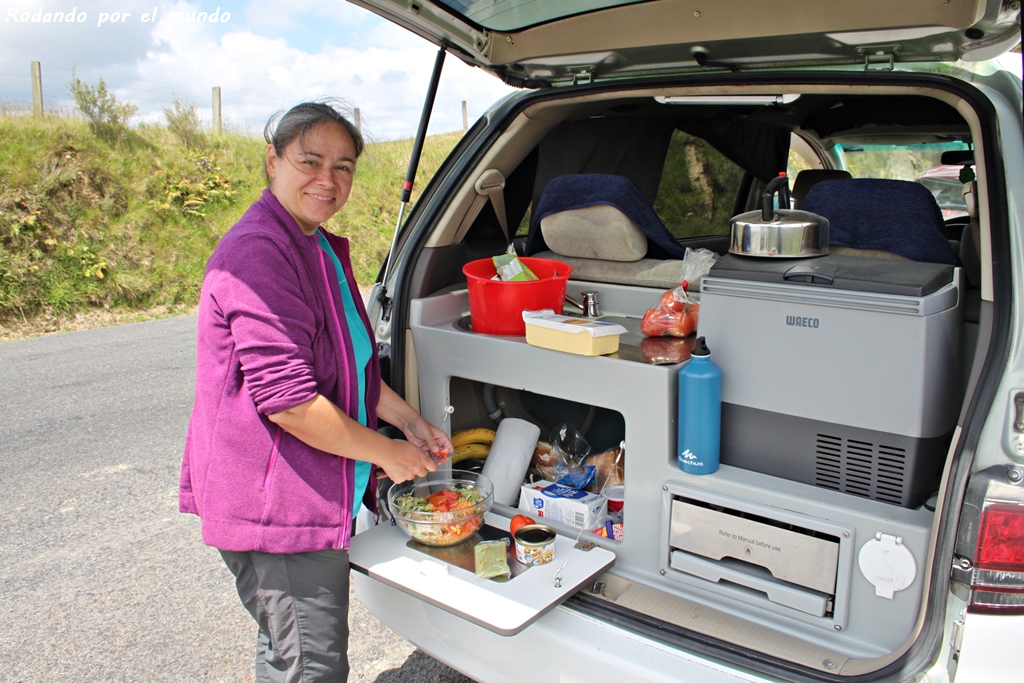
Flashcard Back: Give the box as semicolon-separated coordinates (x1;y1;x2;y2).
802;178;957;265
535;174;688;259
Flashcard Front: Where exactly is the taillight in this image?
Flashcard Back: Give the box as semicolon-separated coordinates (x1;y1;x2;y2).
969;502;1024;614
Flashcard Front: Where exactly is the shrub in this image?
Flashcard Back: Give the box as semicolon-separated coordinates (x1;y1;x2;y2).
67;71;138;143
164;97;206;149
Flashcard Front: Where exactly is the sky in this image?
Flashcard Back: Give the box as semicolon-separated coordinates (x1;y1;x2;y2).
0;0;517;140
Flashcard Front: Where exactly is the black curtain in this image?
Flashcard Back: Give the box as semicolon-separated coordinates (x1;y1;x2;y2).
677;117;790;184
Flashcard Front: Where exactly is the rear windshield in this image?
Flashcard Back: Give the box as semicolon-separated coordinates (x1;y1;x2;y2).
433;0;650;31
838;143;975;218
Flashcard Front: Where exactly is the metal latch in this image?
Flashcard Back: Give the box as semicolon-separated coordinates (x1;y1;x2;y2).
858;45;900;71
947;614;965;679
1009;392;1024;457
572;69;593;85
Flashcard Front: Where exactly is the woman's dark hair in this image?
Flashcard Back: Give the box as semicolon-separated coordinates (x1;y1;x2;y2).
263;100;365;186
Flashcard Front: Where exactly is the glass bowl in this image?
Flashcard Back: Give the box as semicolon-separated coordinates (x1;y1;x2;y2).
387;470;494;547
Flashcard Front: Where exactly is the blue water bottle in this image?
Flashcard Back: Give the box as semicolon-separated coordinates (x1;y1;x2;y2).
677;336;722;475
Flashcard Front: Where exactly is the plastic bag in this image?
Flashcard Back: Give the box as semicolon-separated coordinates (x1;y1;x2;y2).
537;423;595;488
492;244;538;281
585;442;625;492
639;285;698;337
679;247;719;295
640;248;718;338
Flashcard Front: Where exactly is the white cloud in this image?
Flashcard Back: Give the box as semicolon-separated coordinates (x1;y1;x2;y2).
0;0;157;82
136;3;513;139
0;0;513;139
243;0;367;32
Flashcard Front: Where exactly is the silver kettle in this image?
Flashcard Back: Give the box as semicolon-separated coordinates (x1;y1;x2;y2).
729;174;829;258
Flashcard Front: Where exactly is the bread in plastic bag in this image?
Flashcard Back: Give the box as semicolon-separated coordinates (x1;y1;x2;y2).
537;423;595;488
585;443;625;492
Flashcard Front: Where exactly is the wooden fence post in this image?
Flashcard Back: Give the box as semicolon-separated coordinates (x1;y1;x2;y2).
212;87;222;134
354;108;361;131
462;100;468;130
31;62;44;117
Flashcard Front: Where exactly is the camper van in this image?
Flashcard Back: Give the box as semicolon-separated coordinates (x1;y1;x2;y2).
345;2;1024;681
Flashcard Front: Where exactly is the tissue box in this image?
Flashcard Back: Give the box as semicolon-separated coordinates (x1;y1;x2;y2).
519;480;606;529
522;310;627;356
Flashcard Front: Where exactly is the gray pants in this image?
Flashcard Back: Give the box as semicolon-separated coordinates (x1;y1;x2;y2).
220;549;351;683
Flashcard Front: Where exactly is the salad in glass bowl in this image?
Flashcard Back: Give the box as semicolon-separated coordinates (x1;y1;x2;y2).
387;471;494;547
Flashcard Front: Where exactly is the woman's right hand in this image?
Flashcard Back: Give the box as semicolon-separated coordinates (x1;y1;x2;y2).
378;439;438;483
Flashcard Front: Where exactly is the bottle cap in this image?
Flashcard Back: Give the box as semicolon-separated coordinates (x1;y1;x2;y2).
693;336;711;357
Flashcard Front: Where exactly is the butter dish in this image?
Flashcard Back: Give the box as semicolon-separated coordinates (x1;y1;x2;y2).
522;310;627;356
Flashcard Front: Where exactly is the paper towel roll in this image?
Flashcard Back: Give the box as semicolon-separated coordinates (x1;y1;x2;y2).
481;418;541;505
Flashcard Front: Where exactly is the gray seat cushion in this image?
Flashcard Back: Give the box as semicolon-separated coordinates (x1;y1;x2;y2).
540;204;649;262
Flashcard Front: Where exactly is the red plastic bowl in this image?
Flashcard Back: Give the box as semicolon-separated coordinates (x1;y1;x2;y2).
462;257;572;335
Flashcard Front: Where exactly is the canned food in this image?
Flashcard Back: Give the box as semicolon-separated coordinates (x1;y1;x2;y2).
513;524;556;565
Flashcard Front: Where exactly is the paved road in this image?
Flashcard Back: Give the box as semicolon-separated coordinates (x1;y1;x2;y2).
0;316;475;683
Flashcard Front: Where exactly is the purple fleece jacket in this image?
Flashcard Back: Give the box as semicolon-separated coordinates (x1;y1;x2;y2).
179;189;381;553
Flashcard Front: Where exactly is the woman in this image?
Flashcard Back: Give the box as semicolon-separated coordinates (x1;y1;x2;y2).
179;101;451;682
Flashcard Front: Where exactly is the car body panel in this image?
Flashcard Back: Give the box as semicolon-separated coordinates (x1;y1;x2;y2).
351;571;785;683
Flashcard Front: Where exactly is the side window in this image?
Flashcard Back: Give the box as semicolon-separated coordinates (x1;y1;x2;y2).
655;130;745;238
515;207;531;238
787;134;821;179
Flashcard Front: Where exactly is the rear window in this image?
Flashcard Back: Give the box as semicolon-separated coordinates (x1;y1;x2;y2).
838;142;974;218
433;0;649;31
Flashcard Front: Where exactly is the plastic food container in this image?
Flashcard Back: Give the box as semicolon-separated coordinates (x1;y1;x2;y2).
605;485;625;513
387;471;494;547
462;257;572;335
523;310;627;356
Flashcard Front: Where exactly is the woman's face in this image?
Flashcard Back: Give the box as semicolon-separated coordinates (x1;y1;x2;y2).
266;123;357;235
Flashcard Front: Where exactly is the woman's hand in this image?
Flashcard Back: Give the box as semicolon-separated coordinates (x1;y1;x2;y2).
399;414;455;463
375;382;455;467
377;439;439;483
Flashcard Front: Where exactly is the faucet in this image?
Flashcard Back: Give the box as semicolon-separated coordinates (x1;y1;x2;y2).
564;290;601;318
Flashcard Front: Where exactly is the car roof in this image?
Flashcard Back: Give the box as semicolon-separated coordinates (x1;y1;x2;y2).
347;0;1021;86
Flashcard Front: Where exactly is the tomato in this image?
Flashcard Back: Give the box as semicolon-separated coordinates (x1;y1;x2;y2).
509;514;535;536
426;488;460;511
640;308;669;336
667;310;695;337
659;289;685;314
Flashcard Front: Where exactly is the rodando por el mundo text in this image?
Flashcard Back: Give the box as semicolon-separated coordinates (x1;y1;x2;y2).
6;7;231;27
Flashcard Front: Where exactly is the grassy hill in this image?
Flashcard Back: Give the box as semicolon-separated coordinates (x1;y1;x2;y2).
0;111;461;338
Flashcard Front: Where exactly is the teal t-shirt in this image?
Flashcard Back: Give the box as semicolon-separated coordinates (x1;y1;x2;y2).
317;231;373;517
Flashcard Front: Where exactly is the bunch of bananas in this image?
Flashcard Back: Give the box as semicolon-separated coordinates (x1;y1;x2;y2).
450;428;497;463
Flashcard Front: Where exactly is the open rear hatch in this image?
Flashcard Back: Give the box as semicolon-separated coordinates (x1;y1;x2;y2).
347;0;1020;85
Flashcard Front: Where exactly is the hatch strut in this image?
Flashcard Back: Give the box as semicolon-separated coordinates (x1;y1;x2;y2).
377;41;448;322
